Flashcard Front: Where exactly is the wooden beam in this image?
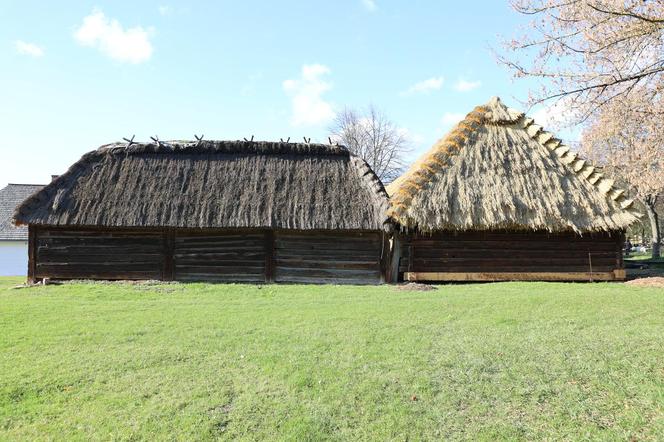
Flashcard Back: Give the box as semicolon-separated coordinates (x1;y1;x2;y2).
162;228;175;281
379;232;390;283
617;231;625;270
265;229;275;283
27;225;37;284
405;270;626;282
388;234;402;283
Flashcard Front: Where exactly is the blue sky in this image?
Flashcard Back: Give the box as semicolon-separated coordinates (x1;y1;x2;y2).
1;0;564;188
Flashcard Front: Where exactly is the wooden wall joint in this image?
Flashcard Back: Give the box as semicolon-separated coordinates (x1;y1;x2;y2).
163;228;175;281
265;229;275;282
379;232;390;283
617;230;625;270
27;225;37;284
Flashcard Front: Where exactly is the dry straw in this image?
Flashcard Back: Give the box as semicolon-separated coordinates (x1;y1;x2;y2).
14;140;390;231
387;97;640;233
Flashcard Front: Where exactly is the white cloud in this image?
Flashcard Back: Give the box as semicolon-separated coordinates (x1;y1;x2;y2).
158;5;172;15
441;112;464;128
283;64;335;127
454;78;481;92
401;77;444;96
362;0;377;12
15;40;44;57
74;10;154;63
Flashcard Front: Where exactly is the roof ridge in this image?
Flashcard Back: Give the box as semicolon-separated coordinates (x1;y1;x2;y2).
349;155;391;229
97;139;350;157
481;96;524;124
517;115;641;217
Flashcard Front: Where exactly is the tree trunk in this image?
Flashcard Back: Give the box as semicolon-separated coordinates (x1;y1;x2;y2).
644;196;661;259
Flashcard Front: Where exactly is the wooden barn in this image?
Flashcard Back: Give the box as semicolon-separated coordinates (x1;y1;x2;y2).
387;97;640;282
13;140;390;284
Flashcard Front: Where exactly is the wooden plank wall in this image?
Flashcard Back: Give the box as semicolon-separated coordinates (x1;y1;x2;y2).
173;231;266;283
31;227;385;284
397;230;623;279
275;231;382;284
34;229;163;280
27;225;37;282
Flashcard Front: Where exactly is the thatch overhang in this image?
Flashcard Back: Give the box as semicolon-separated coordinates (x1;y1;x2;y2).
14;140;390;231
387;97;640;233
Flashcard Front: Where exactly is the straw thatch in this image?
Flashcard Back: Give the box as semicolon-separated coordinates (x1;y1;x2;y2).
14;140;389;231
387;97;640;233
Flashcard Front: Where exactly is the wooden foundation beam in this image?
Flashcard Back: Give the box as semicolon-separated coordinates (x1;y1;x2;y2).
405;270;626;282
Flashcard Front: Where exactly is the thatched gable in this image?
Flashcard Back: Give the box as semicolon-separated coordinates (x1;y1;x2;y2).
387;97;639;233
14;141;389;231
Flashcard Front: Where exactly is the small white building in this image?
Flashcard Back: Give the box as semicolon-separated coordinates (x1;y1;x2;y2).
0;184;44;276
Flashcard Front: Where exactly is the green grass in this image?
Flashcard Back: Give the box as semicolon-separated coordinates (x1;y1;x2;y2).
1;277;663;441
626;252;664;263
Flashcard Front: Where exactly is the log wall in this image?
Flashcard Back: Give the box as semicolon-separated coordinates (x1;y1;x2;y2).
174;231;267;283
33;227;163;280
275;231;383;284
30;226;384;284
397;229;625;282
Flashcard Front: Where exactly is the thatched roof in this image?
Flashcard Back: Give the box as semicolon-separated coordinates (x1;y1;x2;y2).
0;184;44;240
14;141;389;231
387;97;640;233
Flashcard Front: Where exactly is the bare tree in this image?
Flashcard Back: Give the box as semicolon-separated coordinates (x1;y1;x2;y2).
329;106;410;184
499;0;664;122
582;91;664;258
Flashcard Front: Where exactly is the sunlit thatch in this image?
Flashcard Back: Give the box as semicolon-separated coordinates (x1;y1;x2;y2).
387;97;639;233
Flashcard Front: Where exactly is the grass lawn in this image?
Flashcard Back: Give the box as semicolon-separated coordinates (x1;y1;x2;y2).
1;277;663;441
626;252;664;262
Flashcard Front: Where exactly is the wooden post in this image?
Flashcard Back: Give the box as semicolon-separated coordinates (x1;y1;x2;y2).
162;228;175;281
265;229;275;283
389;234;402;283
27;225;37;284
617;230;624;270
379;231;390;284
